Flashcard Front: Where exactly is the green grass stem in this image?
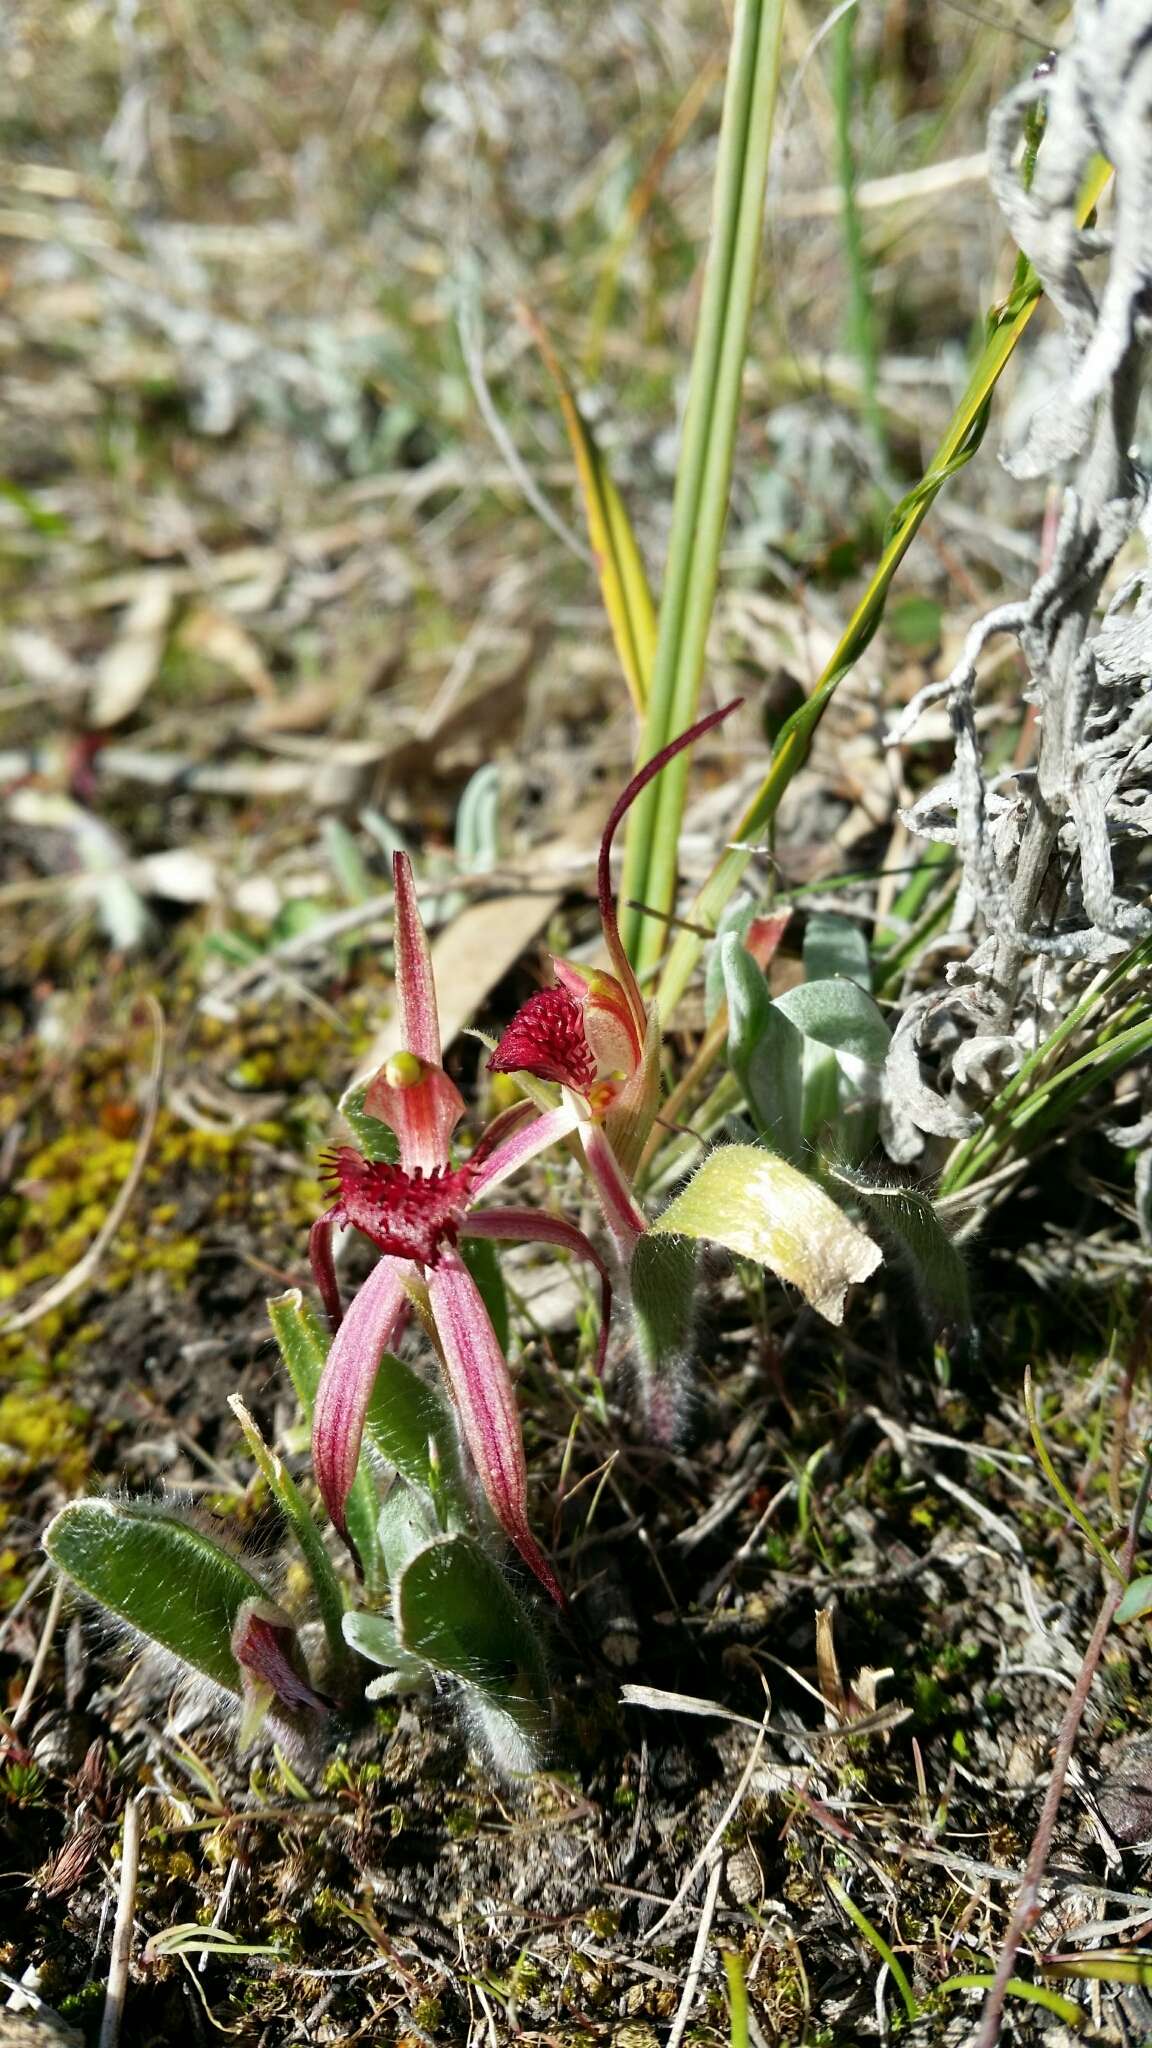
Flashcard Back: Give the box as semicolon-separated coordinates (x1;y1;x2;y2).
620;0;786;976
826;1873;918;2022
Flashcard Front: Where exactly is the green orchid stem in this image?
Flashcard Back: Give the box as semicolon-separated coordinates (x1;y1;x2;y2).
652;156;1113;1022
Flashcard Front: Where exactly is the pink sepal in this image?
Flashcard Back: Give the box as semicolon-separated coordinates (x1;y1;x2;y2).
310;1212;343;1332
465;1206;613;1377
582;1124;647;1260
427;1248;565;1605
233;1604;328;1718
311;1254;409;1538
391;851;441;1066
468;1100;582;1200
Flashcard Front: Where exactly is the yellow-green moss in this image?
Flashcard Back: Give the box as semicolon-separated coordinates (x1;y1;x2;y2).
0;1386;89;1491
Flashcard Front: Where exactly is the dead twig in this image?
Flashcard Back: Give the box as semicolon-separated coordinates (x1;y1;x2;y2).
98;1794;142;2048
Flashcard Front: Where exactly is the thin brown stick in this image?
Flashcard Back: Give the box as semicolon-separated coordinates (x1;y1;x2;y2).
99;1795;142;2048
9;1578;64;1733
973;1447;1152;2046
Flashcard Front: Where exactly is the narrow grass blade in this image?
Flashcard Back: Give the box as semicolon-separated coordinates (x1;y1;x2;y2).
832;2;883;454
526;309;656;714
937;1973;1083;2024
620;0;786;973
826;1873;918;2022
654;157;1114;1017
1024;1365;1124;1584
229;1396;350;1682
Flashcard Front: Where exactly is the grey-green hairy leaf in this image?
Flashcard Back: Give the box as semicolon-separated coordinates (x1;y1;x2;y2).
363;1351;464;1510
45;1499;276;1696
831;1169;970;1333
774;978;890;1065
630;1232;699;1371
721;933;805;1163
376;1484;439;1584
803;912;872;990
397;1536;549;1767
1117;1575;1152;1627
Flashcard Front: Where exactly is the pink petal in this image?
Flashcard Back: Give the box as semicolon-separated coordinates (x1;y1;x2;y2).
597;697;743;1028
468;1100;582;1199
427;1249;564;1605
310;1211;343;1331
364;1057;465;1173
232;1605;328;1717
465;1206;612;1378
582;1124;647;1259
604;1000;662;1180
312;1255;409;1538
391;850;441;1065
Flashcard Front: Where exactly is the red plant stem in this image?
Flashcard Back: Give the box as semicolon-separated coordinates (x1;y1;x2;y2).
973;1449;1152;2046
597;698;742;1021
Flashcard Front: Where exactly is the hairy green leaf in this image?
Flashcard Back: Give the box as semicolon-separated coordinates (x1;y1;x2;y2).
721;933;804;1163
653;1144;881;1323
45;1499;276;1696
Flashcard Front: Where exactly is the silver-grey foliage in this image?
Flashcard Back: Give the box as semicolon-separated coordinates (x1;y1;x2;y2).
885;0;1152;1158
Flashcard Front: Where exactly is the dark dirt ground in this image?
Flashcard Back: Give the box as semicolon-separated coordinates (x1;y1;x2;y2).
4;2;1152;2043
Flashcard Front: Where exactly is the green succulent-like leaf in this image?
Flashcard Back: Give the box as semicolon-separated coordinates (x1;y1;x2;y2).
773;978;890;1065
44;1498;277;1696
830;1169;970;1336
1117;1576;1152;1627
802;912;872;990
338;1078;400;1163
397;1535;550;1770
652;1143;881;1324
721;933;805;1164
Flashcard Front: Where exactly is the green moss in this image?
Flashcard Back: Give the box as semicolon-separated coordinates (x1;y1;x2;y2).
0;1386;89;1490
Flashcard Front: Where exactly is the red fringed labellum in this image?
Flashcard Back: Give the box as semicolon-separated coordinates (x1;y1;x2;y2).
487;984;597;1092
321;1147;473;1267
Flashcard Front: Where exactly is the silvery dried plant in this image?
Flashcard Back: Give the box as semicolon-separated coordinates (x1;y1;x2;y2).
885;0;1152;1171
